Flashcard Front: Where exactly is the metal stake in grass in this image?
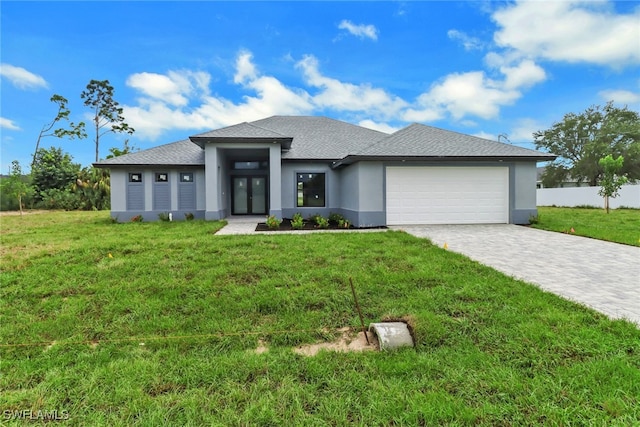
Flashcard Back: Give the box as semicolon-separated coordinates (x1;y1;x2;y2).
349;277;370;345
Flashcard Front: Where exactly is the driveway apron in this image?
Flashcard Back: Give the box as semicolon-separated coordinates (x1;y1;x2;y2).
391;224;640;326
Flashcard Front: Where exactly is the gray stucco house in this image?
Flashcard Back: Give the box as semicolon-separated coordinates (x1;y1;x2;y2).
94;116;555;226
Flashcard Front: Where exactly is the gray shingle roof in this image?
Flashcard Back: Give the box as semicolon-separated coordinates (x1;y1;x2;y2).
94;139;204;167
94;117;554;167
355;123;554;159
191;122;289;139
250;116;388;159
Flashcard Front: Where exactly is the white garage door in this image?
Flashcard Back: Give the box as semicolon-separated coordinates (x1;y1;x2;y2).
386;166;509;225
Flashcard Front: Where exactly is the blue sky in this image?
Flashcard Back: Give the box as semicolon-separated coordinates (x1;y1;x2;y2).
1;1;639;172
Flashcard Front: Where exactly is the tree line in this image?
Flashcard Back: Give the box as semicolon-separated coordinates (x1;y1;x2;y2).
535;101;639;188
534;101;638;212
1;80;134;214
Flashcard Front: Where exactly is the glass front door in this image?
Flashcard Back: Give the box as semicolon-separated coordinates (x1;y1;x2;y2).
232;176;267;215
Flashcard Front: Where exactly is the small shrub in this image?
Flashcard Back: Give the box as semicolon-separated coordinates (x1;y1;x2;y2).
158;212;170;222
110;216;118;224
308;213;322;223
328;212;344;224
314;215;329;229
266;215;282;230
184;212;195;221
130;215;143;223
338;218;351;228
291;212;304;229
528;214;540;225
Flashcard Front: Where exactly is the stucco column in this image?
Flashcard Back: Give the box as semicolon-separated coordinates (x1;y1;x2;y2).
204;145;220;220
269;144;282;218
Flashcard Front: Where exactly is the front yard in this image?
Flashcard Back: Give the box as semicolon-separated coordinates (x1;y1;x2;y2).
1;211;639;425
531;206;639;246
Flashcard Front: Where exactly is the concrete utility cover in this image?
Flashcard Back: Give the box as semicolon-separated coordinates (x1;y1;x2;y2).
369;322;414;351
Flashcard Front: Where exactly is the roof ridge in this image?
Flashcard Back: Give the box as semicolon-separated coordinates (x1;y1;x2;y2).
243;120;290;138
352;124;410;155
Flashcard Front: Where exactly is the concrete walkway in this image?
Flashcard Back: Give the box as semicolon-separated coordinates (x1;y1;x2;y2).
391;224;640;326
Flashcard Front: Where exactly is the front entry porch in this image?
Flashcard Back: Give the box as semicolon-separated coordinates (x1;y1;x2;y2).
204;143;282;221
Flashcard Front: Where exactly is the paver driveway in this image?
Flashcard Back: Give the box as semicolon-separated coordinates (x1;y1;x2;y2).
391;224;640;326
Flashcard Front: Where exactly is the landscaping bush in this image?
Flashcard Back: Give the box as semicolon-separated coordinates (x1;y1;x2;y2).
314;215;329;229
291;212;304;229
266;215;282;230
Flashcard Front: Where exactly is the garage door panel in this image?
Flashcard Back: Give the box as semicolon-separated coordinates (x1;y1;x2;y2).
386;166;508;225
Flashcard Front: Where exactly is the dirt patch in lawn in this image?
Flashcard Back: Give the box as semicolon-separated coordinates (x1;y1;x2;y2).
293;327;378;356
254;339;268;354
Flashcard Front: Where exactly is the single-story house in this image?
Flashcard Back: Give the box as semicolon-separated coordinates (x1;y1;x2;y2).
94;116;556;226
536;166;586;189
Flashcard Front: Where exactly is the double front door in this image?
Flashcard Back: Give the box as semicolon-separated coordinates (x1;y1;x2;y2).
232;176;267;215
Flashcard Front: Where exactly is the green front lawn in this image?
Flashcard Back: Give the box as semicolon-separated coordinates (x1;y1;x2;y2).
1;211;639;425
532;207;640;246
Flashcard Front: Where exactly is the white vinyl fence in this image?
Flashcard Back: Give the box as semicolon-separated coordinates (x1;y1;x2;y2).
537;184;640;208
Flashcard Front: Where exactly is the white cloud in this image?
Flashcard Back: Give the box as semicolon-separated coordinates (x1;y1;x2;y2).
357;119;400;134
296;55;407;119
407;71;518;121
128;72;191;107
394;2;408;17
234;51;258;84
125;51;410;139
124;51;313;139
428;71;520;119
492;0;640;67
500;59;547;90
508;118;545;143
405;56;547;122
598;89;640;106
337;20;379;41
402;106;443;123
447;29;483;51
473;131;497;141
124;47;548;140
0;117;21;131
0;64;48;89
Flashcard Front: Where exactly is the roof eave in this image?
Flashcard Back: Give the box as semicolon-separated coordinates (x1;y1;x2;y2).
189;136;293;149
333;154;557;168
93;162;204;168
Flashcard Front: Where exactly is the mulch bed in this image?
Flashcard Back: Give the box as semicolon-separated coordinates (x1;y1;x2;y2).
255;218;387;232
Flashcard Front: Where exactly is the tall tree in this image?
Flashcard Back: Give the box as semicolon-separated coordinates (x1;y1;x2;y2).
81;80;134;162
32;94;86;168
534;102;640;187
